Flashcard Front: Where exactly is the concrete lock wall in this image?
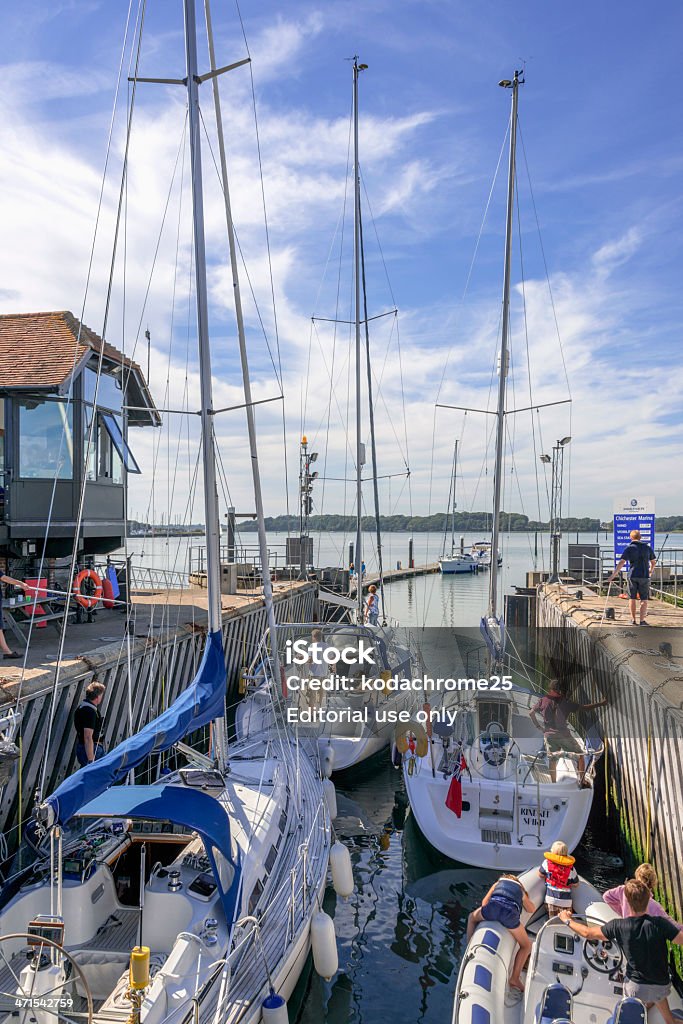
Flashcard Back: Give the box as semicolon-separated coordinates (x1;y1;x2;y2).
0;583;317;849
537;587;683;923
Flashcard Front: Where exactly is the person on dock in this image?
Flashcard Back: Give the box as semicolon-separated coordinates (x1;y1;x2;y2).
467;874;535;992
560;878;683;1023
74;681;106;766
529;680;607;783
538;840;579;917
608;528;656;626
604;863;683;928
364;584;380;626
0;573;31;659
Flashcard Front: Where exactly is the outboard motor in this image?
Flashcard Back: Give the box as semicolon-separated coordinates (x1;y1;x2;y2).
432;720;454;777
606;996;647;1024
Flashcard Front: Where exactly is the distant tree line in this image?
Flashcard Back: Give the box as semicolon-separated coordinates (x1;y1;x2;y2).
236;512;612;533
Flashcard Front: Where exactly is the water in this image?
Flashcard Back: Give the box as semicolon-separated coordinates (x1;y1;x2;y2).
120;528;629;1022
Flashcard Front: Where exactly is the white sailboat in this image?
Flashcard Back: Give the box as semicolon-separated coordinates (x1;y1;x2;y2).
402;70;602;870
0;4;333;1022
453;866;683;1024
237;59;417;774
439;441;477;574
471;539;503;569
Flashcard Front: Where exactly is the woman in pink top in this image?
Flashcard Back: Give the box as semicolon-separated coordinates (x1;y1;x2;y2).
604;864;683;927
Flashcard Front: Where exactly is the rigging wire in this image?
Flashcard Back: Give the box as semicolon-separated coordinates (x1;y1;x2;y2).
37;0;147;802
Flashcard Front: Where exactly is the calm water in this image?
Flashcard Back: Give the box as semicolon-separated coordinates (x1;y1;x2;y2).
120;529;629;1022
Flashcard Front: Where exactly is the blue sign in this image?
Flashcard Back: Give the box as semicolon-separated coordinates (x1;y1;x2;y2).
613;496;655;568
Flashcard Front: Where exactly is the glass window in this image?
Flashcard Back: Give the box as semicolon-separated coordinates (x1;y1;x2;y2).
19;400;73;480
83;364;123;412
101;413;140;474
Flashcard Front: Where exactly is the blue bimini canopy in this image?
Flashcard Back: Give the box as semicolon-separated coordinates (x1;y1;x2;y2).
77;784;240;922
46;629;225;827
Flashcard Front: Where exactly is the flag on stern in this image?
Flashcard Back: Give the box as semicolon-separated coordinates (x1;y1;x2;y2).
445;753;467;818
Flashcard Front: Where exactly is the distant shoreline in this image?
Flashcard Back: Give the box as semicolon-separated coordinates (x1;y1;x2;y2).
127;514;683;535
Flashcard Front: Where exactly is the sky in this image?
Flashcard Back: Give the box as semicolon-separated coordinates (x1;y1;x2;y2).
1;0;682;528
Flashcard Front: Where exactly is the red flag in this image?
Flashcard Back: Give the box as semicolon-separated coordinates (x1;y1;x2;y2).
445;755;467;818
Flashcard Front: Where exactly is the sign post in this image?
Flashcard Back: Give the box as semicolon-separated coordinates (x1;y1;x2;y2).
613;496;656;568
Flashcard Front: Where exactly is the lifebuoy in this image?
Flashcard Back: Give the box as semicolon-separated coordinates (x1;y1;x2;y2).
102;577;115;609
73;569;103;610
395;720;429;758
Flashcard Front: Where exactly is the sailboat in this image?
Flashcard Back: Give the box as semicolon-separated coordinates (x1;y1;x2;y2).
402;71;603;870
237;58;416;773
439;441;477;574
0;4;333;1021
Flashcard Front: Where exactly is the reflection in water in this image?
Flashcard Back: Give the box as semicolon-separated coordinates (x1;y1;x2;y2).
292;749;625;1024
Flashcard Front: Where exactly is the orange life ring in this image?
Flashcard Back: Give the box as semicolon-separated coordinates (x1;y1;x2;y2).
73;569;103;610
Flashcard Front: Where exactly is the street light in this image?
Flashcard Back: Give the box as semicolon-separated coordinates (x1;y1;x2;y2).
540;438;571;582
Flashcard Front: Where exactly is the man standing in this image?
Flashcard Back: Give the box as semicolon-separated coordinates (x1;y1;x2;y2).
74;681;106;766
560;879;683;1024
529;680;606;783
0;572;30;659
608;528;656;626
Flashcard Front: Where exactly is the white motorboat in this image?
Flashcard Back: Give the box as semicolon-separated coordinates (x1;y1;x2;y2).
238;621;418;772
440;442;478;575
471;541;503;568
402;685;602;870
440;553;478;574
453;866;683;1024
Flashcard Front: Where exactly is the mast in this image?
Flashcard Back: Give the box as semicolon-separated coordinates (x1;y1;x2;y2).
183;0;227;764
203;0;280;674
450;440;458;554
353;58;366;623
488;70;521;621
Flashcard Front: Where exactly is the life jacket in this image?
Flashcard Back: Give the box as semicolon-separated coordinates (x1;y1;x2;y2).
544;851;575;889
492;878;523;911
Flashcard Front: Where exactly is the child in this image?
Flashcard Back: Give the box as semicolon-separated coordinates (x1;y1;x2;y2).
539;840;579;916
604;863;683;927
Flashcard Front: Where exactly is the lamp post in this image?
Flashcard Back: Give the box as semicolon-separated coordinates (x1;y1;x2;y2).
540;436;571;583
299;436;318;577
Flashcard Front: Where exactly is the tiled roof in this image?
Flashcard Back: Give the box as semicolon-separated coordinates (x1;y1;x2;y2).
0;311;144;391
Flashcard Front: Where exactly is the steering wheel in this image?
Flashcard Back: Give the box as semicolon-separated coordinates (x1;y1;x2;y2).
583;936;624;976
476;721;511;767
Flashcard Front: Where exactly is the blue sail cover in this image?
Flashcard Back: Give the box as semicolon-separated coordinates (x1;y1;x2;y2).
47;629;225;825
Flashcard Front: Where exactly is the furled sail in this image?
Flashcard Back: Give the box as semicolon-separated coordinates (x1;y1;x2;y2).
44;629;225;826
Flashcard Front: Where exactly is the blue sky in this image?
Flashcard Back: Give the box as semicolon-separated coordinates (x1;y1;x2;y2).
1;0;682;526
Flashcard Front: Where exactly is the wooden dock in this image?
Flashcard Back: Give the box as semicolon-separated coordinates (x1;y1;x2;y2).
351;562;440;593
536;582;683;926
0;580;317;848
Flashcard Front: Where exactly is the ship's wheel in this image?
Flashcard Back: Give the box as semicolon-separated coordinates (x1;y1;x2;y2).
0;933;93;1024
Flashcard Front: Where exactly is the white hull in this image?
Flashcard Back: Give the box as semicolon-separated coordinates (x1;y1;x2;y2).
0;739;330;1024
403;687;601;870
454;868;683;1024
238;622;418;773
439;555;477;574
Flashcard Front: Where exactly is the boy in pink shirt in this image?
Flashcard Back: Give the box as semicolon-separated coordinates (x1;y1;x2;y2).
604;864;682;928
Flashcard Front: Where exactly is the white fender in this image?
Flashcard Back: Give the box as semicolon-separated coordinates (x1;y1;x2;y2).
330;841;354;898
311;911;338;980
323;743;335;778
261;991;288;1023
323;778;337;820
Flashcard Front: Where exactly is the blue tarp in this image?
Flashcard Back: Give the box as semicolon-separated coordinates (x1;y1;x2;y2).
47;629;226;826
78;784;234;868
77;784;241;921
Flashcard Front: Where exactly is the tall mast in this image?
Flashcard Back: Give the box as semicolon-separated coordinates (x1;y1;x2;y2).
183;0;227;764
203;0;280;672
488;70;521;621
353;58;365;623
450;440;458;553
